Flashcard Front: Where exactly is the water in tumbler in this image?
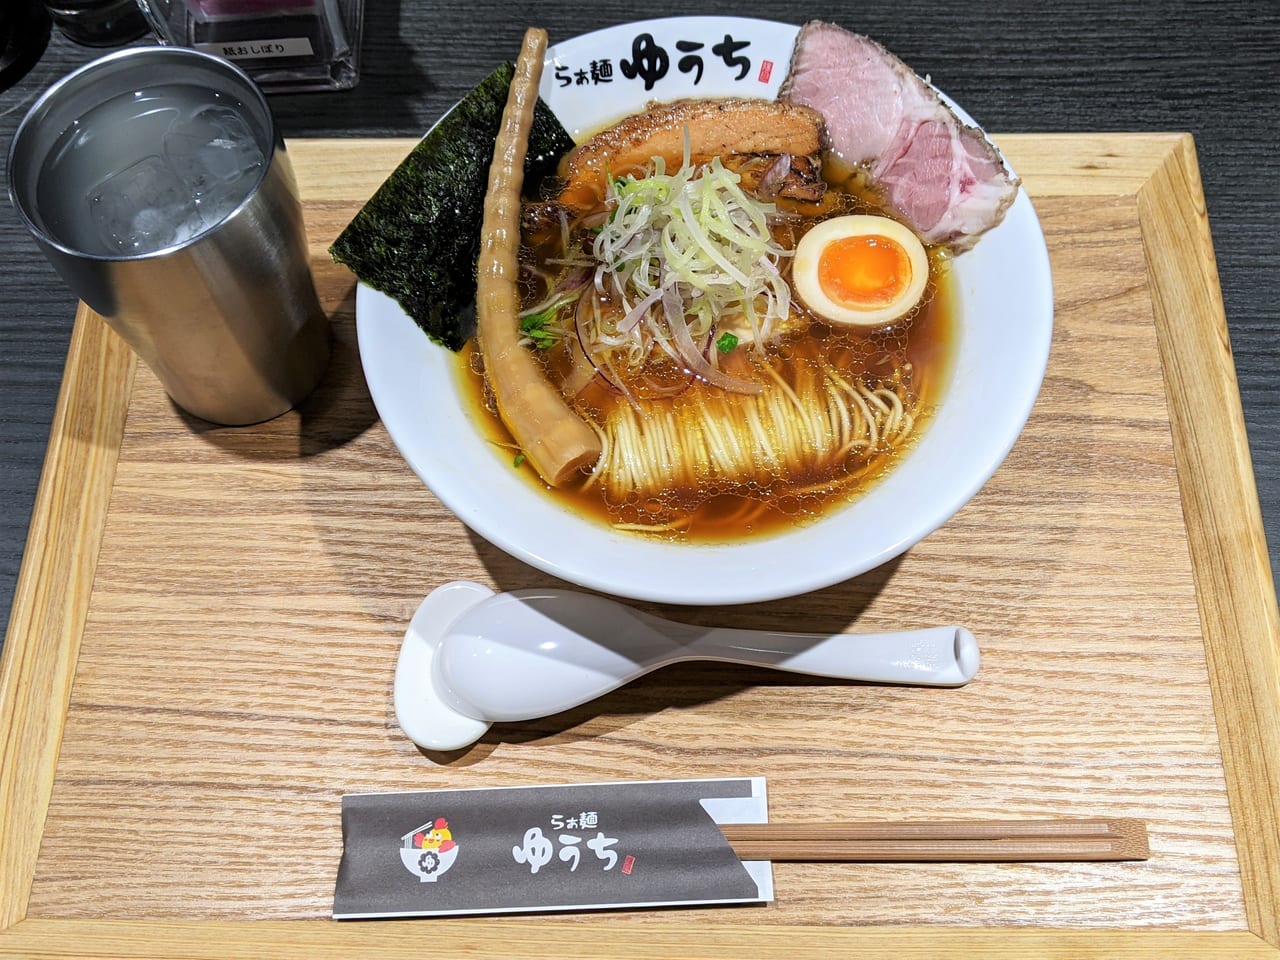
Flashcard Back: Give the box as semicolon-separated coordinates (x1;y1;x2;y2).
36;83;267;257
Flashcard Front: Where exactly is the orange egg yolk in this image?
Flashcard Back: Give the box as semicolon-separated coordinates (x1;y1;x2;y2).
817;235;913;309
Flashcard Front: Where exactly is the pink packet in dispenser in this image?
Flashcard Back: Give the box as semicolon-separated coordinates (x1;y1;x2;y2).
187;0;322;16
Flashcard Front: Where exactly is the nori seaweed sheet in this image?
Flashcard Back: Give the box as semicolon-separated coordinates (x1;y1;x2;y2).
329;62;575;351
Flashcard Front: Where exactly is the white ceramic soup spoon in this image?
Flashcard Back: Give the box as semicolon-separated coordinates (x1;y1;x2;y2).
394;580;980;752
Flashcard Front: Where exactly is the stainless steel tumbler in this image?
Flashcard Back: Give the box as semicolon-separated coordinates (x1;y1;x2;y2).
8;45;330;425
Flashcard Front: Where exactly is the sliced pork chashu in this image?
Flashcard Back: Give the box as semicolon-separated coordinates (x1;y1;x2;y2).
556;98;826;210
782;20;1020;251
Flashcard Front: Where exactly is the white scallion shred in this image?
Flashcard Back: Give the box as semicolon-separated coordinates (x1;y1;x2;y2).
591;156;793;353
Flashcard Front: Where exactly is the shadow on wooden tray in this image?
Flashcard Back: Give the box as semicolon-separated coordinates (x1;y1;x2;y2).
171;281;379;458
416;649;904;767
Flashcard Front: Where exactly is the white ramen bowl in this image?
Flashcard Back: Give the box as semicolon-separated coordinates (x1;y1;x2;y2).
356;18;1053;605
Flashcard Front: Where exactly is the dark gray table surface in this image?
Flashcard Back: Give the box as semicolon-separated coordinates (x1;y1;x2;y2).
1;1;1276;644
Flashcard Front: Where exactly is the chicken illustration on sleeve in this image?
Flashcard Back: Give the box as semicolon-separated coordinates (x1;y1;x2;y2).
414;817;457;853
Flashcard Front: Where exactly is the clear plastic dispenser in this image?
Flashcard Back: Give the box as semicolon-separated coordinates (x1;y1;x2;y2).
136;0;364;92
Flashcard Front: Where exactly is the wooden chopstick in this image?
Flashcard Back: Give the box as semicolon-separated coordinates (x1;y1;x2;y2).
720;818;1149;862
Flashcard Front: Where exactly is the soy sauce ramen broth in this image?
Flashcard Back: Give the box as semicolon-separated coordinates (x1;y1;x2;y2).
456;151;959;544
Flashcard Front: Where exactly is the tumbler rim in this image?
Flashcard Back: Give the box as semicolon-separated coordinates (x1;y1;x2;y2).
7;44;278;262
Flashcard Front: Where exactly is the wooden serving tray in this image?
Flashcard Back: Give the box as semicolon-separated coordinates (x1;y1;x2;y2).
2;135;1278;958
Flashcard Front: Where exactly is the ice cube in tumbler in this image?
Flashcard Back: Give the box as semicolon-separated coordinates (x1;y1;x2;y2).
163;105;264;202
87;155;205;255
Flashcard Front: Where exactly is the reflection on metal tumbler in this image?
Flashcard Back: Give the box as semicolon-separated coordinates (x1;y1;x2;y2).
7;46;330;425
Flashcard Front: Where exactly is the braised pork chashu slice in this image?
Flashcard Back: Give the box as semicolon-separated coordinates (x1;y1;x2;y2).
781;20;1019;251
556;97;826;210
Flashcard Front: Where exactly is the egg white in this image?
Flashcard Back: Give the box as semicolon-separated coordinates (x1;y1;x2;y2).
791;215;930;328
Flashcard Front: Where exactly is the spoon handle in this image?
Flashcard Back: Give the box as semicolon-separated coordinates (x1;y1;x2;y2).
493;589;981;687
687;624;979;687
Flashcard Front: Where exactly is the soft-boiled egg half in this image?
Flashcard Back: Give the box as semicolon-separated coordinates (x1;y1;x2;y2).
792;214;930;328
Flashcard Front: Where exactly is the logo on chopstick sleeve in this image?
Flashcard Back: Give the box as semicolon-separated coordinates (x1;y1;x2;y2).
400;817;459;882
335;778;770;918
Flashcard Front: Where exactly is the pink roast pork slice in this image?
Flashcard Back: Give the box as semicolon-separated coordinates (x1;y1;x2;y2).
781;21;1019;252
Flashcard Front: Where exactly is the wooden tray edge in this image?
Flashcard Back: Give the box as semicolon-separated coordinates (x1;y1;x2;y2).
1;134;1277;956
1;918;1277;960
0;307;134;929
1137;133;1280;945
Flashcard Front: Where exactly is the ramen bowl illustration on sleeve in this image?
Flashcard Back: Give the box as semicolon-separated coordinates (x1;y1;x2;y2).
400;817;460;882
